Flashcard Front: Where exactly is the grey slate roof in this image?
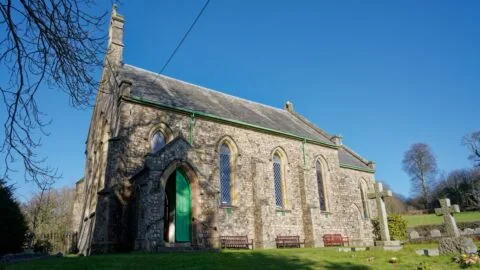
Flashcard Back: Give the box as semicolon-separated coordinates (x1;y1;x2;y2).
338;148;370;169
119;64;372;171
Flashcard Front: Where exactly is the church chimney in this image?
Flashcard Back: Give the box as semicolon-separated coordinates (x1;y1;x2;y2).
331;134;343;146
107;5;124;65
284;101;294;112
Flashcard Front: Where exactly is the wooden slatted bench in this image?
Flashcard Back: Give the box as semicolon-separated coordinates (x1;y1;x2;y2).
219;235;253;249
275;235;305;248
322;234;349;247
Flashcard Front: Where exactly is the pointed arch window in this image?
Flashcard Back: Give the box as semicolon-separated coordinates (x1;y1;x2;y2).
316;160;327;211
219;143;232;205
273;153;286;208
359;181;369;218
151;131;166;153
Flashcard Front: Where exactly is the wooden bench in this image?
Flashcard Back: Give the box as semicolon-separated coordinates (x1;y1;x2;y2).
275;235;305;248
219;235;253;249
322;234;349;247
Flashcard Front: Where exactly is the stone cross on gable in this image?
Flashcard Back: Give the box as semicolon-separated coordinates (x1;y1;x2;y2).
435;198;460;237
368;182;393;241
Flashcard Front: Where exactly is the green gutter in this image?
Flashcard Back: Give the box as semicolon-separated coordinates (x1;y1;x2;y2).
124;95;339;149
339;163;375;173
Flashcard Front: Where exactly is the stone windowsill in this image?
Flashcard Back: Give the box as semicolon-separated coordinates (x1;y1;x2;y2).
220;204;237;209
276;208;292;213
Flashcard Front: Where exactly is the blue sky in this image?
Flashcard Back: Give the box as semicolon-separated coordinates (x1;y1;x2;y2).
3;0;479;201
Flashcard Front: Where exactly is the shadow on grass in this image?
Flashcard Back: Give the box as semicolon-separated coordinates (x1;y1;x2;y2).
323;260;372;270
6;251;314;270
6;250;374;270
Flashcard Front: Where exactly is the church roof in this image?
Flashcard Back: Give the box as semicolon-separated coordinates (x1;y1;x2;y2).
119;64;373;172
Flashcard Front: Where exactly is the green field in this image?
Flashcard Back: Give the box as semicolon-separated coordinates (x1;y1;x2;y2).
5;243;479;270
403;211;480;227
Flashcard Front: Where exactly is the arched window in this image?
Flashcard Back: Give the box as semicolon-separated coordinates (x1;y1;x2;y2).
273;152;285;208
359;181;369;218
219;143;232;205
316;160;327;211
151;131;166;153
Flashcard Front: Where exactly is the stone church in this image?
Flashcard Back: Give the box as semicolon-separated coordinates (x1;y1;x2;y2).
72;7;378;254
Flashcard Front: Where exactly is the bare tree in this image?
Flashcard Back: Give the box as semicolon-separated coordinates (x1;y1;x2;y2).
0;0;108;187
430;168;480;211
402;143;437;209
23;185;75;235
462;131;480;167
379;181;411;214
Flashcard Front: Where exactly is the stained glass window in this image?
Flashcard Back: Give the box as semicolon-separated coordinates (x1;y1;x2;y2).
316;161;327;211
151;131;166;153
219;144;232;205
273;154;284;208
360;183;369;218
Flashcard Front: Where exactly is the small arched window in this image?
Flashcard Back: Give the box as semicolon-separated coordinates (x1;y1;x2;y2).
273;153;285;208
359;181;369;218
219;143;232;205
316;160;327;211
151;131;166;153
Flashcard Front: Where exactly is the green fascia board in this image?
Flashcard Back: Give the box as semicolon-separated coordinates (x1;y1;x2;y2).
339;163;375;173
123;95;339;149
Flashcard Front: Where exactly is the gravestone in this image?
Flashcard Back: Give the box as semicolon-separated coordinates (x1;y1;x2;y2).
409;231;420;240
434;198;478;255
439;237;477;254
462;228;474;235
434;198;460;237
415;248;439;256
430;229;441;238
475;228;480;235
368;182;402;250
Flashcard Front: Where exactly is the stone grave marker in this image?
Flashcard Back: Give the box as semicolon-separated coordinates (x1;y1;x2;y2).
434;198;460;237
368;182;402;250
475;228;480;235
434;198;478;254
462;228;474;235
409;231;420;240
430;229;441;238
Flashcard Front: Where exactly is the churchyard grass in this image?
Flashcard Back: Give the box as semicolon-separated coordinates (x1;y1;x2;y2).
403;211;480;227
5;243;480;270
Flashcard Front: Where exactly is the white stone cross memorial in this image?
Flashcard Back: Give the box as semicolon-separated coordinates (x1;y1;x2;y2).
434;198;460;237
368;182;393;242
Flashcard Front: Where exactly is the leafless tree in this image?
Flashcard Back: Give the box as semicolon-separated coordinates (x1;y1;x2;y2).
402;143;437;209
462;131;480;167
0;0;108;187
379;181;411;214
430;168;480;211
23;185;75;235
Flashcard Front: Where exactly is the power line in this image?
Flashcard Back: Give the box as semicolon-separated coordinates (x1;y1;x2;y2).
159;0;211;74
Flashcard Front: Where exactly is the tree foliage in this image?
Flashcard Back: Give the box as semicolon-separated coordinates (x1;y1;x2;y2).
0;0;107;186
402;143;437;209
0;179;28;255
372;214;408;241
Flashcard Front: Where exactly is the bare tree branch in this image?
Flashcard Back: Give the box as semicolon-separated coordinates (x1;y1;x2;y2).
0;0;108;188
462;131;480;167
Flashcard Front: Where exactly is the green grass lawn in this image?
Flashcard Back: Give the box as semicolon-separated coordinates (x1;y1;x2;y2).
5;243;479;270
403;211;480;227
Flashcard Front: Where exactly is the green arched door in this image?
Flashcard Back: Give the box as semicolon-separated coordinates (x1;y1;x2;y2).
175;169;191;242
